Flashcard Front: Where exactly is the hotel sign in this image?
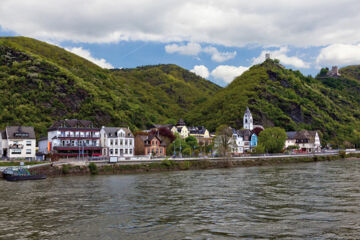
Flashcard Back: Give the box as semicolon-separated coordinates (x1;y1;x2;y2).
14;132;29;137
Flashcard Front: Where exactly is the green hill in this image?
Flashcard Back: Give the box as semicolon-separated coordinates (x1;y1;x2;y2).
0;37;221;137
186;59;360;146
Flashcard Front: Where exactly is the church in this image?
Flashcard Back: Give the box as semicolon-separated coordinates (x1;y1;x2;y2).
231;107;264;155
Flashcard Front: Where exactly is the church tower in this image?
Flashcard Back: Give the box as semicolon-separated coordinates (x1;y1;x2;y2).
243;107;253;130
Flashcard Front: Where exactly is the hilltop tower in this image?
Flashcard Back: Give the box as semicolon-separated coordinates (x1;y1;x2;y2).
243;107;253;130
265;53;271;60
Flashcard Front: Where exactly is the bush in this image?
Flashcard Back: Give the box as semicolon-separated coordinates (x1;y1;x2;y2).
179;161;191;170
339;150;346;159
88;162;98;175
161;159;176;168
62;164;70;174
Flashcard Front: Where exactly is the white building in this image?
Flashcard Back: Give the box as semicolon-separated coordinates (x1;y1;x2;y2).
46;119;102;158
0;126;36;160
243;107;254;130
285;130;321;153
100;127;134;159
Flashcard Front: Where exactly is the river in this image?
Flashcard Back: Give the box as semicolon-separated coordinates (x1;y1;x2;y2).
0;159;359;239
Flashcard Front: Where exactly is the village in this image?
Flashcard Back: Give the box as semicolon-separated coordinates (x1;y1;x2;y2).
0;107;322;162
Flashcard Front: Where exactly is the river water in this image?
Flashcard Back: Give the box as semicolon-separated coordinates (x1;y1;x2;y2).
0;159;359;240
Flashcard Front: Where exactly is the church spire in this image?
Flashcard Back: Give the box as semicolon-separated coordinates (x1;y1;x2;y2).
243;106;253;130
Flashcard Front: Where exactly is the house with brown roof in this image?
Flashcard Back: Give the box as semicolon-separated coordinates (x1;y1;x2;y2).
100;126;134;160
134;134;166;157
285;130;321;153
47;119;102;158
0;126;36;160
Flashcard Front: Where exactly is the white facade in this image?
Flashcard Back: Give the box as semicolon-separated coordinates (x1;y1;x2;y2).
171;126;189;138
48;130;101;149
100;127;134;158
243;107;253;130
1;127;36;160
7;139;36;160
231;134;244;154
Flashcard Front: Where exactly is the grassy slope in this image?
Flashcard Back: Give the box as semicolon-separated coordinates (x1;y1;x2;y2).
0;37;221;137
186;60;360;145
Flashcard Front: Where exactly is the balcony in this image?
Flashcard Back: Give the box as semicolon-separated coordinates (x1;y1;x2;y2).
9;144;24;149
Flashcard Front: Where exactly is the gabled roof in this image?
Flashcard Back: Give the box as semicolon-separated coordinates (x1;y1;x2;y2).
102;127;134;138
287;130;318;141
176;118;186;126
286;131;297;139
143;134;166;146
5;126;36;139
188;126;207;134
49;119;98;130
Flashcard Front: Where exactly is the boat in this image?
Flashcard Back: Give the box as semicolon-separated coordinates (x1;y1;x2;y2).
2;167;46;181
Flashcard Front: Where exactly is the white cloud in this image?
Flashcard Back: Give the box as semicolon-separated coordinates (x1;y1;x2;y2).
1;0;360;47
252;47;310;68
165;42;202;56
66;47;113;69
211;65;249;84
316;43;360;66
203;46;237;62
165;43;236;62
191;65;209;78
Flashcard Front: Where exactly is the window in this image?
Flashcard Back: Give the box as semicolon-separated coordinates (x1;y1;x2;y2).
120;149;123;155
115;149;118;154
125;149;128;154
129;139;132;145
160;149;162;154
120;140;123;145
110;149;113;155
26;149;31;154
110;140;113;145
26;141;31;146
115;140;118;145
125;140;128;145
129;149;133;154
12;149;21;154
147;149;150;154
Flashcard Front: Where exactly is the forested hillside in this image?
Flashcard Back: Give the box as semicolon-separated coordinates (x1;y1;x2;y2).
186;59;360;146
0;37;220;137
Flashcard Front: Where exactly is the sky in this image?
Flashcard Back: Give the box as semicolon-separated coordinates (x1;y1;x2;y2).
1;0;360;86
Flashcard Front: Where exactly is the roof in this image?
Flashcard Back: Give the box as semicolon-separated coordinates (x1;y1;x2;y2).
287;130;318;141
0;130;6;139
49;119;98;131
252;126;264;136
102;127;134;138
176;118;186;126
245;106;252;115
286;131;297;139
143;134;166;146
188;126;207;135
5;126;36;139
152;124;173;129
295;130;317;141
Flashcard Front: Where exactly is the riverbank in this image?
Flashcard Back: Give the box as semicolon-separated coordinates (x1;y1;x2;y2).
15;152;359;178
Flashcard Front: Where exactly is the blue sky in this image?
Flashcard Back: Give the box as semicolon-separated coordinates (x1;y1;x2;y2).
1;0;360;87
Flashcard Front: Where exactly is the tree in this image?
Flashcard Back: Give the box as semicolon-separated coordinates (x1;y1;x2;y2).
167;133;190;156
185;135;198;155
214;125;234;157
258;127;287;153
